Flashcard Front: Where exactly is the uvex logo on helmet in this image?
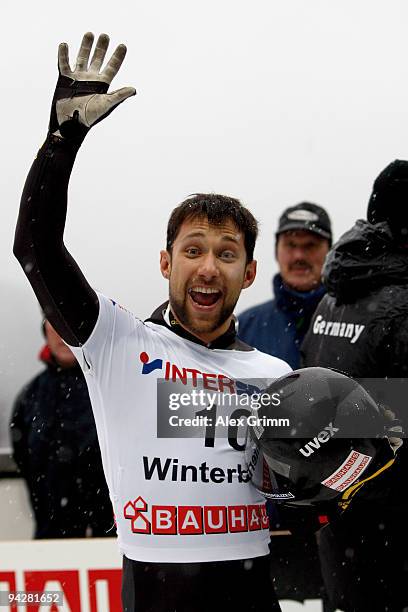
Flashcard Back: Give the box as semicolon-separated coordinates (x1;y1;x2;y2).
298;422;339;457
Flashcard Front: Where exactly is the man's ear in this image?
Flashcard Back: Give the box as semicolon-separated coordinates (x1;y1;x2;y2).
242;259;257;290
160;250;171;279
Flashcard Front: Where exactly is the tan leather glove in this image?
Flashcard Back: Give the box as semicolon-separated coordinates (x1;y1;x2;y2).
49;32;136;144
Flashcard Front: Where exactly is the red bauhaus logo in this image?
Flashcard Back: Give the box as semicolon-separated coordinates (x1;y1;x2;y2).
123;497;269;535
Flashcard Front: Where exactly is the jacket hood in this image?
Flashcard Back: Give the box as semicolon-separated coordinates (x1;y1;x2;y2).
323;219;408;303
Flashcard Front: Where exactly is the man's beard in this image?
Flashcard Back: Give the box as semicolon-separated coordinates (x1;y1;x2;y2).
169;286;238;337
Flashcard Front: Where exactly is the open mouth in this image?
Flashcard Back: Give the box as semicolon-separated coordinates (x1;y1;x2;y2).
188;286;222;308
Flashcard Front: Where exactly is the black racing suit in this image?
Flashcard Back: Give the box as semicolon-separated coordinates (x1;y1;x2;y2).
302;219;408;612
14;136;281;612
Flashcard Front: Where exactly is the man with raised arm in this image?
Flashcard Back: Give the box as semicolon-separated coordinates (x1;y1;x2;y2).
14;33;291;611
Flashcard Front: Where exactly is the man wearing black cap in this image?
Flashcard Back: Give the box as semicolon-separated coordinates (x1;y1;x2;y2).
238;202;333;608
302;160;408;612
238;202;332;369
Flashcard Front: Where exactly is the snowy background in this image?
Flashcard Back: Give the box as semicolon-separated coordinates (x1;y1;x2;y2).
2;0;408;454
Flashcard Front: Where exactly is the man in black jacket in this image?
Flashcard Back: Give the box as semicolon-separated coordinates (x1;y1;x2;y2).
10;320;113;539
302;160;408;612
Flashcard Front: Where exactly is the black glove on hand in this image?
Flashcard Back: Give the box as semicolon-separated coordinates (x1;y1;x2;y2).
49;32;136;145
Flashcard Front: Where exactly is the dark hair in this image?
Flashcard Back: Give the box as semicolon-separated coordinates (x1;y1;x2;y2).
166;193;258;261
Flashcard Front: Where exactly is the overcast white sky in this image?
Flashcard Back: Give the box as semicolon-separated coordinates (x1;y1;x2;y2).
2;0;408;450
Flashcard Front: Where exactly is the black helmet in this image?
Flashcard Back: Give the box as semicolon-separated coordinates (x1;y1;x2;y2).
245;367;395;506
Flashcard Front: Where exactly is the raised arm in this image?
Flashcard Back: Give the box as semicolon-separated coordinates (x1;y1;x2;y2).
13;33;136;345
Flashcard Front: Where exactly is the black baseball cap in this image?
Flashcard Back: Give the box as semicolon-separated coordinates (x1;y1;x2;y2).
276;202;332;245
